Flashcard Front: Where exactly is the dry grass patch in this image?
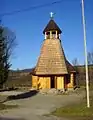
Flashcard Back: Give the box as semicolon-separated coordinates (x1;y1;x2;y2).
52;90;93;120
0;103;18;110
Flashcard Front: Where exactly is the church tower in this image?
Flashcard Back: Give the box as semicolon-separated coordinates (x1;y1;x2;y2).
32;14;76;91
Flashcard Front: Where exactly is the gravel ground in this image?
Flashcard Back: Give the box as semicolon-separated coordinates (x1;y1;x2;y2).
0;90;85;120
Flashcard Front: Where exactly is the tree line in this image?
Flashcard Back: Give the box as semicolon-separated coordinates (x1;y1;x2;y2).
72;52;93;86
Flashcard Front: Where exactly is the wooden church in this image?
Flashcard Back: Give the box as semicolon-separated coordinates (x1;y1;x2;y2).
32;15;76;91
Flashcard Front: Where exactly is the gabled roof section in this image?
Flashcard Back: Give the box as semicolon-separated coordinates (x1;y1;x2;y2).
43;19;62;34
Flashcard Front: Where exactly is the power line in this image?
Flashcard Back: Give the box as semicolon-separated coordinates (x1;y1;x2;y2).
0;0;62;17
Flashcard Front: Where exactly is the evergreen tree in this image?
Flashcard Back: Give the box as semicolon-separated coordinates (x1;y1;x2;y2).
0;26;13;88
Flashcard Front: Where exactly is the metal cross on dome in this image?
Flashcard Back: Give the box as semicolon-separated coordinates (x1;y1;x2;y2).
50;12;54;19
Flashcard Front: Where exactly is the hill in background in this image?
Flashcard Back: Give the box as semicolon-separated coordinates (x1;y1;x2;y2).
4;65;93;89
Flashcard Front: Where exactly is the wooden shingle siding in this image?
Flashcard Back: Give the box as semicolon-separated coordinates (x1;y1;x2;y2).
35;39;68;75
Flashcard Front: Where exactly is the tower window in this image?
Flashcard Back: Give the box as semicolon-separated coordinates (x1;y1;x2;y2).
52;31;56;38
45;31;59;39
46;32;50;39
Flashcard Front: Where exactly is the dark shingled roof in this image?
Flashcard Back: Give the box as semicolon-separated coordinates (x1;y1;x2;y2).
66;60;76;73
30;67;36;75
43;19;62;34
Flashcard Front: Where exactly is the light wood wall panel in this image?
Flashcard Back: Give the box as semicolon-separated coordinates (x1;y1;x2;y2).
57;76;64;89
32;75;38;89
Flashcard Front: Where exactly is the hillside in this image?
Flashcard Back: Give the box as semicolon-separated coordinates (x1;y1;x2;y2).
4;65;93;88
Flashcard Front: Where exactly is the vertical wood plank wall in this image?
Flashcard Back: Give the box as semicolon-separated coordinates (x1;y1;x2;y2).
57;76;64;89
70;73;74;87
32;74;75;90
32;75;38;89
46;77;50;89
38;77;51;89
67;73;74;88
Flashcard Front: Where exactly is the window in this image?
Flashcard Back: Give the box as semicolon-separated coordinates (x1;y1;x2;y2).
46;32;50;39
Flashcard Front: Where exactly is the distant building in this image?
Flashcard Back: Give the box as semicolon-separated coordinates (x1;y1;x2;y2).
32;16;76;91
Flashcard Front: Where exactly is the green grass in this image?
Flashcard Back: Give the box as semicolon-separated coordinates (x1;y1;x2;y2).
52;90;93;120
0;103;18;110
0;94;18;110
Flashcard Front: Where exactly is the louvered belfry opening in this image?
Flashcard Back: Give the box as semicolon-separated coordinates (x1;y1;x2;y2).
32;18;76;90
43;19;61;40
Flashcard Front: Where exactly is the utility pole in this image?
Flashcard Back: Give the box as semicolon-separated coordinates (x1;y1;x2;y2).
81;0;90;108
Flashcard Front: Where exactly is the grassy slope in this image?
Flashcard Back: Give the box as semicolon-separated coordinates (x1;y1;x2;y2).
0;103;18;110
52;89;93;120
0;95;18;110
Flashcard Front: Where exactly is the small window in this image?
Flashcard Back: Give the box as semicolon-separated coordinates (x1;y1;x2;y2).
46;32;50;39
46;32;50;35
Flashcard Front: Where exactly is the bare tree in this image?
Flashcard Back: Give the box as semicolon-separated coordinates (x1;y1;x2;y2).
72;58;79;66
0;26;16;88
88;51;93;65
72;58;80;87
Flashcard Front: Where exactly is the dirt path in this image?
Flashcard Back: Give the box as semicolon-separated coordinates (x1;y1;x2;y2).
0;90;85;120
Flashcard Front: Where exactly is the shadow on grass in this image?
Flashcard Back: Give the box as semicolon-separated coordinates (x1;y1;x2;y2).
6;90;38;101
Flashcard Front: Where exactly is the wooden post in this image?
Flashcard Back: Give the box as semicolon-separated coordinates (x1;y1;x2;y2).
59;34;60;39
55;76;57;89
70;73;74;87
50;31;52;38
49;77;50;89
45;32;47;39
56;31;57;38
